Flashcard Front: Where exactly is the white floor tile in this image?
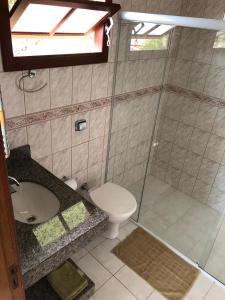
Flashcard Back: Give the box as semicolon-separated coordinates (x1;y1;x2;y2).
85;235;106;251
92;277;137;300
76;254;112;290
204;283;225;300
146;290;167;300
70;247;88;262
118;221;138;241
115;265;154;300
90;238;124;274
186;273;213;300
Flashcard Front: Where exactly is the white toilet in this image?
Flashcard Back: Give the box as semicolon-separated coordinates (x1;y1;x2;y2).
90;182;137;239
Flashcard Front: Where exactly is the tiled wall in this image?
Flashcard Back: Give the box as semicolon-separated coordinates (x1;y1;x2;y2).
152;0;225;213
0;0;182;190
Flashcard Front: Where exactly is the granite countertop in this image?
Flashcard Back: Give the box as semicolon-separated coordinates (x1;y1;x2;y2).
6;145;108;286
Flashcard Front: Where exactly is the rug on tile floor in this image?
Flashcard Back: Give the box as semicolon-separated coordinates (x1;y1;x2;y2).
112;227;199;300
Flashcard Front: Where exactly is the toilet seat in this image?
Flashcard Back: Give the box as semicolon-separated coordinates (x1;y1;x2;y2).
90;182;137;217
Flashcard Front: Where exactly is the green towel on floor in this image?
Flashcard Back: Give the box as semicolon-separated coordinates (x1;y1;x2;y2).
47;261;88;300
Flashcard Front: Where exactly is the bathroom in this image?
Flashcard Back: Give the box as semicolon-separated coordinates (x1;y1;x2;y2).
1;0;225;299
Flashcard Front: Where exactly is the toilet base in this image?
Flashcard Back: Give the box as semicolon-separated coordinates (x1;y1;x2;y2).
104;222;120;239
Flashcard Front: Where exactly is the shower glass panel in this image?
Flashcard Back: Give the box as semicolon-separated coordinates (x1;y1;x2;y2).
138;25;225;284
106;19;171;221
107;16;225;285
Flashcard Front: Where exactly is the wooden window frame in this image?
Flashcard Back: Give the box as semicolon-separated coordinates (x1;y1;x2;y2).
0;0;120;71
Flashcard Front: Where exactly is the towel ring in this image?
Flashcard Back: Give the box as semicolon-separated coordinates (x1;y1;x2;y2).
16;70;48;93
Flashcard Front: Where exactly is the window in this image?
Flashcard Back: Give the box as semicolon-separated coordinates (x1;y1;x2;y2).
214;31;225;48
130;22;174;51
0;0;120;71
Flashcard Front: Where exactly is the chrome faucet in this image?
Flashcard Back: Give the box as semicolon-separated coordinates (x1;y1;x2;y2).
8;176;20;194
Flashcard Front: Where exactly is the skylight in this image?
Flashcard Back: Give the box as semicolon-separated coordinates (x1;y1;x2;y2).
56;8;108;34
10;0;119;35
133;22;157;35
149;25;175;36
11;4;71;33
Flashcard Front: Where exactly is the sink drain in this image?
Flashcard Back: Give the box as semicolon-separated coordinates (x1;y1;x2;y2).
27;216;36;223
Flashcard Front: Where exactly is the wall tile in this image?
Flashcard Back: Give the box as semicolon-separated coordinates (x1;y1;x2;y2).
174;123;193;148
113;152;126;176
73;65;92;103
204;0;225;19
146;0;161;13
197;158;219;185
188;62;209;93
159;117;178;142
27;121;51;159
88;163;102;189
7;128;27;150
213;108;225;138
164;93;182;121
24;69;50;114
88;137;104;167
192;179;211;203
37;155;53;173
177;28;197;60
91;63;109;100
204;134;225;163
53;148;71;179
183;151;202;177
183;0;206;17
0;71;25;118
71;111;90;146
180;97;200;126
212;49;225;68
193;31;214;64
50;67;72;108
131;0;146;11
165;165;181;188
72;142;88;174
208;187;225;213
195;102;218;132
171;58;192;88
90;107;106;140
157;139;172;163
51;116;71;153
170;145;187;170
213;166;225;193
123;61;138;93
117;24;129;62
204;65;225;98
179;172;195;195
115;128;129;154
160;0;182;14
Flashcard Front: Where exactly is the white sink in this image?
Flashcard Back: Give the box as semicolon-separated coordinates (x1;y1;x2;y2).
11;182;60;224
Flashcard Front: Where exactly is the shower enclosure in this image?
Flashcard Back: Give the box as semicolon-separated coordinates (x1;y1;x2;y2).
107;12;225;285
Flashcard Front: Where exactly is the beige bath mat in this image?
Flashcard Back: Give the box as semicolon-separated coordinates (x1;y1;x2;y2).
112;228;199;300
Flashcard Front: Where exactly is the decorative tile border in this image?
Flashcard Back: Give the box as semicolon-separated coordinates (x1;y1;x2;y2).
6;86;163;130
6;98;110;130
6;84;225;130
165;84;223;107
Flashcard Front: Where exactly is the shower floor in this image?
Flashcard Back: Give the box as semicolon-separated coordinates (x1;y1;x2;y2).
137;175;225;285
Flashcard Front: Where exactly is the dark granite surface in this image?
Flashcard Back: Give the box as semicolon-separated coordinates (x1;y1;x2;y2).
6;145;108;288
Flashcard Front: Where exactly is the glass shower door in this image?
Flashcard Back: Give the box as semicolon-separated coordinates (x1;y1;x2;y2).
138;25;225;285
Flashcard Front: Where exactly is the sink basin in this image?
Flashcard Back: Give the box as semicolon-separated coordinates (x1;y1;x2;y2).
11;182;60;224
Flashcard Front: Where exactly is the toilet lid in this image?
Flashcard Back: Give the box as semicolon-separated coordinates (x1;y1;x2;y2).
90;183;137;216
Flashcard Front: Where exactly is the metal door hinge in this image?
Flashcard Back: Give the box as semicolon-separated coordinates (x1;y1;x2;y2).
9;264;19;290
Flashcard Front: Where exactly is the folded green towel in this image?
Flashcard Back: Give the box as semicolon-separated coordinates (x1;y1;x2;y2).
47;261;88;300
